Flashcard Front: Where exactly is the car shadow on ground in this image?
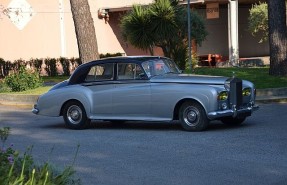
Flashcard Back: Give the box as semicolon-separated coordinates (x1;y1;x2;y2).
40;120;254;132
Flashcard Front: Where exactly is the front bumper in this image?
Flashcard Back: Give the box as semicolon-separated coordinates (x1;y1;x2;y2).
32;104;39;114
207;104;259;120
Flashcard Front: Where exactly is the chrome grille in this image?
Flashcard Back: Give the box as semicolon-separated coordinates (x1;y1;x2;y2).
229;77;242;109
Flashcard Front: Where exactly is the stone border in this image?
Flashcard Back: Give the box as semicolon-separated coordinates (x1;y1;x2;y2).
257;87;287;96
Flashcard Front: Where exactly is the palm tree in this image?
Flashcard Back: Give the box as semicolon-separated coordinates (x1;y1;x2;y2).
120;0;207;70
120;5;155;55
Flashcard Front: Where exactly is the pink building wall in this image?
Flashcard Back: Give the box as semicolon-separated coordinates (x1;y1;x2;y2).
1;0;267;62
0;0;157;61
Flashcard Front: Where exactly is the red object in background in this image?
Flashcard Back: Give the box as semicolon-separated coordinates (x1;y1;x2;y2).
198;54;225;67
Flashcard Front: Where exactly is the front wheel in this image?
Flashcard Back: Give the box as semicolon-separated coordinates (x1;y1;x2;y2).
63;101;90;129
221;116;246;125
179;101;209;131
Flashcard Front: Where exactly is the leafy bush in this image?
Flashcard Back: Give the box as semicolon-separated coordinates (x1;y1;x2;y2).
4;66;43;92
0;127;81;185
0;81;11;93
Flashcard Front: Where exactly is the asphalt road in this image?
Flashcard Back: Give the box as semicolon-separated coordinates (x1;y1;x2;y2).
1;103;287;185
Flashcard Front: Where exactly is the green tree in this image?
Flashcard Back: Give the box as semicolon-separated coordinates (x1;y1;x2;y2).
121;5;154;55
248;1;287;76
120;0;207;69
70;0;99;63
267;0;287;76
248;2;268;43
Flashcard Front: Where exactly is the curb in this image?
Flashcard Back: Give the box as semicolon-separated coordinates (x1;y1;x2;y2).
256;87;287;97
256;87;287;103
0;88;287;107
0;94;38;107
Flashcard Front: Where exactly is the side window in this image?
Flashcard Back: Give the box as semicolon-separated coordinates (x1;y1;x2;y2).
85;63;114;81
117;63;145;80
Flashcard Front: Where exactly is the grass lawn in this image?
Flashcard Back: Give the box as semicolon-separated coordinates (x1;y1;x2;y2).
42;76;69;83
2;68;287;95
8;86;52;95
192;67;287;89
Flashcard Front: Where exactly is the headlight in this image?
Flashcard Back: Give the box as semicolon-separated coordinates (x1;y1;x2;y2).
242;87;251;96
218;91;228;101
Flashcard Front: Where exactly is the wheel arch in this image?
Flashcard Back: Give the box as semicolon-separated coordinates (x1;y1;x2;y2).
60;99;88;116
173;98;207;120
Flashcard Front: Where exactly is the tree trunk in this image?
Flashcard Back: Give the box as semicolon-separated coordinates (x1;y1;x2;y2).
267;0;287;76
70;0;99;63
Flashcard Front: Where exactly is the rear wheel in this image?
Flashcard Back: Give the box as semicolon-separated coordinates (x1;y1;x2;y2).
179;101;209;131
221;116;246;125
63;101;90;129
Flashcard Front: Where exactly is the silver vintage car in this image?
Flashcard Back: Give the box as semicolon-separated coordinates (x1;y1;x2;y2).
32;56;259;131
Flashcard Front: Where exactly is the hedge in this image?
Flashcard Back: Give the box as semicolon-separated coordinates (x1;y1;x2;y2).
0;53;123;78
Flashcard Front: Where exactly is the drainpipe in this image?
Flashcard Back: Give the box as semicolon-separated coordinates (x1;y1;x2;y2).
59;0;66;57
228;0;239;66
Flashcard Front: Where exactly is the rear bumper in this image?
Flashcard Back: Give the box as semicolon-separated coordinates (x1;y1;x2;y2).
207;103;259;120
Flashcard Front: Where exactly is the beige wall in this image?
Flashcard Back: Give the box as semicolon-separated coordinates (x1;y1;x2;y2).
89;0;159;56
0;0;269;61
0;0;79;60
0;0;154;61
197;5;269;58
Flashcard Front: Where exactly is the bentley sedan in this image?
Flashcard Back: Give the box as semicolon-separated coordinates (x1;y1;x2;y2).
32;56;259;131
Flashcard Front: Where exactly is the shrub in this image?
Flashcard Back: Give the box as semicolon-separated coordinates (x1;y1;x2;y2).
248;2;268;43
0;58;11;77
60;57;71;76
31;58;43;74
4;66;43;92
100;53;123;58
0;80;11;93
45;58;57;77
0;127;81;185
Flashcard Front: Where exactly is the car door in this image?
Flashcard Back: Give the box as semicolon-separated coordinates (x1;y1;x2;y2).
112;62;151;119
83;63;115;117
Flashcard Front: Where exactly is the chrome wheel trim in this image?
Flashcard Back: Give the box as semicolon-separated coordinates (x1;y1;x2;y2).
67;105;83;125
183;106;200;126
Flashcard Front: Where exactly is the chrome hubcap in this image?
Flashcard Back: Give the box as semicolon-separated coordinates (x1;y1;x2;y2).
183;107;199;126
67;105;82;125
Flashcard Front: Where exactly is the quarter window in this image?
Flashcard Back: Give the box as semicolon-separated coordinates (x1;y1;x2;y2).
85;63;114;81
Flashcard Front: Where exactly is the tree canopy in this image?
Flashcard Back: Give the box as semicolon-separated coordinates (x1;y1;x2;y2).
120;0;207;69
248;2;268;43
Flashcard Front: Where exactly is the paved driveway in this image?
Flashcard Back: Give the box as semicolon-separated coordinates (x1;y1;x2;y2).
1;103;287;185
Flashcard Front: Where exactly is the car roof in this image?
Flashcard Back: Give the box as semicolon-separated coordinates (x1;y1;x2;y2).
87;56;166;65
68;56;168;85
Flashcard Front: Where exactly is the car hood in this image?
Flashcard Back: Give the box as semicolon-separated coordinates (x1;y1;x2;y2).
150;74;229;85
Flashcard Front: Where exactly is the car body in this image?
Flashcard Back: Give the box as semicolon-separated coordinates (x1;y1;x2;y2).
32;56;259;131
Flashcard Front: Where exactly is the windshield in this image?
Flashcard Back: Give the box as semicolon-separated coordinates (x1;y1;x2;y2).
142;58;181;78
